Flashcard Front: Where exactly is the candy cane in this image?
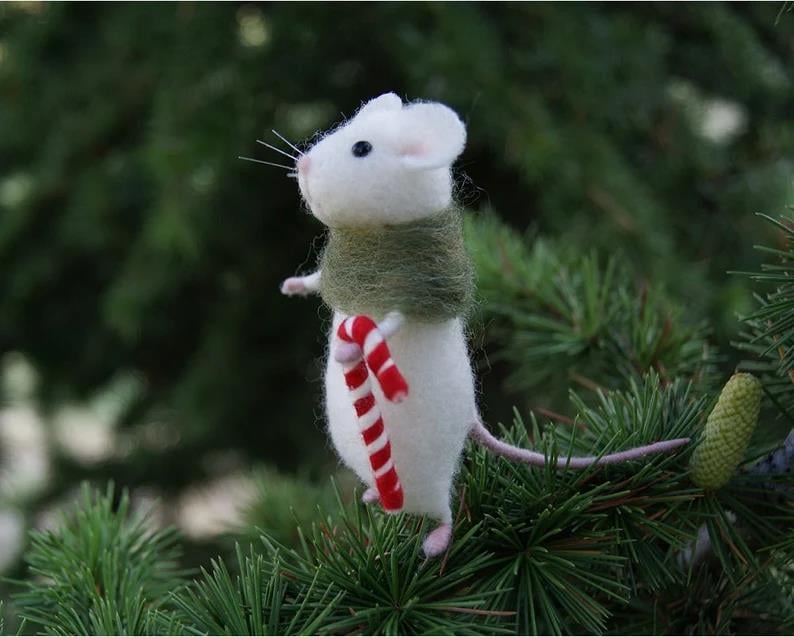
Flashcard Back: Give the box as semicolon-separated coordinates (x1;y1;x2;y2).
337;315;408;512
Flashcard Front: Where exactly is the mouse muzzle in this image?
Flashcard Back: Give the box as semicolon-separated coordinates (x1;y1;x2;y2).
297;155;311;174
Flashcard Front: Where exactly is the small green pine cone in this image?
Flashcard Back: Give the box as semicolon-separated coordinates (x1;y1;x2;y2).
690;373;762;490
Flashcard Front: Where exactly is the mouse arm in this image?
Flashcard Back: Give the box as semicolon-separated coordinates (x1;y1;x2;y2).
377;310;406;339
334;311;405;363
281;270;321;297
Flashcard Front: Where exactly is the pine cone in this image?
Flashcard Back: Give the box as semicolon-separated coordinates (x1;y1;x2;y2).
690;373;762;490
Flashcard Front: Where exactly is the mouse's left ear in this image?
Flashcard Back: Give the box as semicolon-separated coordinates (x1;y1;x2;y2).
357;92;403;118
399;102;466;171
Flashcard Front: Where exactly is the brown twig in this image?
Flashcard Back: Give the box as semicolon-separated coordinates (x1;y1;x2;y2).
533;406;583;428
569;371;605;392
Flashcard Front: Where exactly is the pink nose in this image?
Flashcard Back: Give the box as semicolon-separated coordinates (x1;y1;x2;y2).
297;155;311;173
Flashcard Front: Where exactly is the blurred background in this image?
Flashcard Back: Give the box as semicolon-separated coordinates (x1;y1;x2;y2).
0;0;792;590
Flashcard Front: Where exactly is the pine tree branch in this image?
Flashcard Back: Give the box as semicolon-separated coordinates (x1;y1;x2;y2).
466;213;719;411
735;214;794;429
11;484;184;635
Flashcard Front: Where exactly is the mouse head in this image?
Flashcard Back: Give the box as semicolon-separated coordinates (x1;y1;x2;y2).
296;93;466;227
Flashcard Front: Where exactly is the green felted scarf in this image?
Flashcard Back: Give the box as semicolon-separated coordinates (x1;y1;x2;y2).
319;208;474;322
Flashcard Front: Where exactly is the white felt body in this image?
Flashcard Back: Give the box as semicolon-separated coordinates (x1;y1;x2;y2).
325;311;478;523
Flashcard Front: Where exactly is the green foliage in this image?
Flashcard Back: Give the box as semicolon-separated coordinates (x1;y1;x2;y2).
236;468;341;549
261;504;508;635
736;214;794;427
0;2;791;504
9;374;794;634
612;478;794;635
171;545;341;635
12;485;182;635
461;376;704;633
612;561;794;635
9;365;794;635
237;378;710;635
2;5;794;634
467;213;718;410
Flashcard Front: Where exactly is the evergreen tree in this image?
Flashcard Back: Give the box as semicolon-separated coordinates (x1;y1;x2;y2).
5;211;794;635
1;3;793;635
0;1;791;498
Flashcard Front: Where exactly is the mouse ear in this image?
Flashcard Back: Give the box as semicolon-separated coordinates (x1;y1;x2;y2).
399;102;466;171
356;92;403;118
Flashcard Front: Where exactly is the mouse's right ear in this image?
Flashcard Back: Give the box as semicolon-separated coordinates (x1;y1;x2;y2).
399;102;466;171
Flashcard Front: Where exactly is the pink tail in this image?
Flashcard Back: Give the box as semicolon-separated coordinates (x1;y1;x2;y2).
470;422;689;469
338;315;408;512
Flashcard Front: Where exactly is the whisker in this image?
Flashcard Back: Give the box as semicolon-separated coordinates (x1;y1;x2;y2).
256;139;298;161
287;172;297;179
272;129;303;155
237;156;294;170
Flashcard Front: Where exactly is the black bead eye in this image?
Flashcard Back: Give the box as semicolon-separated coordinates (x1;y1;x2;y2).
351;140;372;157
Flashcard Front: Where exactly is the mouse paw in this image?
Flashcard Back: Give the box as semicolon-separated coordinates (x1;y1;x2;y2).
334;342;362;363
280;277;307;296
361;487;379;504
422;523;453;558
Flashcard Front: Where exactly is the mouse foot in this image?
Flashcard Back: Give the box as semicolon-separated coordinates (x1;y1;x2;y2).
422;523;453;557
361;487;379;504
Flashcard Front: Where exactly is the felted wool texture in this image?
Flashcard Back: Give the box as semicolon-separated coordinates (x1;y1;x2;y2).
690;373;762;490
325;312;478;523
296;94;466;227
318;208;474;322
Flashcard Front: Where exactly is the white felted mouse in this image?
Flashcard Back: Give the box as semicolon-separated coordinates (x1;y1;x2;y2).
272;93;690;557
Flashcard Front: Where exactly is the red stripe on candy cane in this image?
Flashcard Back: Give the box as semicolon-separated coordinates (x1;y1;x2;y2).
338;315;408;512
361;418;385;445
366;341;390;375
354;394;376;416
377;465;399;491
344;361;368;389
